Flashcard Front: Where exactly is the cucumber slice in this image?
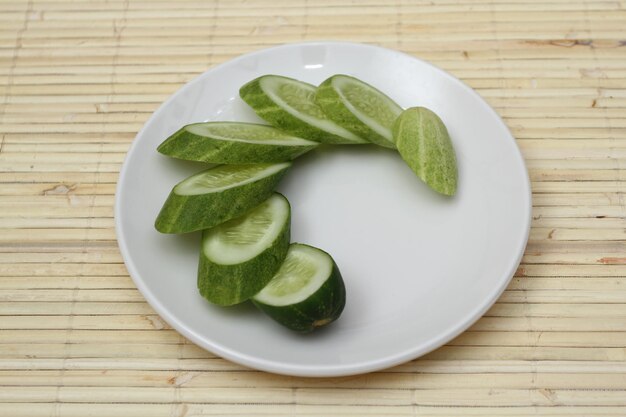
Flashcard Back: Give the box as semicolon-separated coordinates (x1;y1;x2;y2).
197;193;290;306
252;243;346;333
316;74;402;149
240;75;367;145
157;122;318;164
392;107;458;196
154;162;291;234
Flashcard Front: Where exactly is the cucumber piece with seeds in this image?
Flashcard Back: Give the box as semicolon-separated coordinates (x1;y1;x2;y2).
157;122;318;163
198;193;291;306
316;74;402;149
240;75;367;145
252;243;346;333
154;162;291;234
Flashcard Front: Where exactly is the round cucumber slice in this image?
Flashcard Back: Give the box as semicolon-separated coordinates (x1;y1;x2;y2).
252;243;346;333
392;107;458;196
198;193;290;306
157;122;318;163
315;74;402;149
154;162;291;234
239;75;367;145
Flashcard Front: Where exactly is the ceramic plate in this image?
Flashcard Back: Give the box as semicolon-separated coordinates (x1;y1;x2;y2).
115;41;531;377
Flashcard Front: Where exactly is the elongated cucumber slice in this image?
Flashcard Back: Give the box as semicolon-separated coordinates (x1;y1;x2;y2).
157;122;318;164
154;162;291;233
240;75;367;145
198;193;290;306
316;74;402;149
252;243;346;333
392;107;458;196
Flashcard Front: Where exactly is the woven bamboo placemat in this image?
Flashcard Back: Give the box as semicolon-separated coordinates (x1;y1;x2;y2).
1;0;625;415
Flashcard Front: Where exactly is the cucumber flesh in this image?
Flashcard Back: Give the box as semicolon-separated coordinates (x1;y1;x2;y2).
240;75;367;145
175;163;286;195
185;122;313;145
316;74;402;148
157;122;318;164
155;162;291;234
263;76;364;143
203;193;289;265
198;193;291;306
253;243;346;333
254;244;331;306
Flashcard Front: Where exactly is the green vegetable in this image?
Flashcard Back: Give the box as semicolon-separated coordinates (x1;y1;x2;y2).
154;162;291;234
316;74;402;149
252;243;346;333
392;107;458;196
152;74;463;335
197;193;291;306
240;75;367;145
157;122;318;164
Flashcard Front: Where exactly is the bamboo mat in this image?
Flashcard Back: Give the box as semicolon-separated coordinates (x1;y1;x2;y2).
1;0;625;415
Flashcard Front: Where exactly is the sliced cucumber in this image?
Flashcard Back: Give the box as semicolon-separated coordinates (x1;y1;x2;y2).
157;122;318;164
252;243;346;333
240;75;367;145
198;193;290;306
154;162;291;233
392;107;458;196
316;74;402;149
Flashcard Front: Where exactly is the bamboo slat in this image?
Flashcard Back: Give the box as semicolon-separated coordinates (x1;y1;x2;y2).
1;0;625;415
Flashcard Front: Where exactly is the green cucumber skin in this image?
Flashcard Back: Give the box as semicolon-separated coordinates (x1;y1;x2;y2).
239;76;366;145
392;107;458;196
197;201;291;306
252;250;346;333
154;165;290;234
157;123;317;164
315;76;398;149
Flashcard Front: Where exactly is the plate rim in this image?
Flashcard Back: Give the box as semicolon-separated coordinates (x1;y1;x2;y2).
115;40;532;377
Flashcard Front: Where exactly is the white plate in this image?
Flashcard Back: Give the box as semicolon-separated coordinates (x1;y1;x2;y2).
115;41;531;377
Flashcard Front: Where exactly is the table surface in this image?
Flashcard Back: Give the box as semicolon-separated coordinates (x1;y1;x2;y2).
1;0;625;415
